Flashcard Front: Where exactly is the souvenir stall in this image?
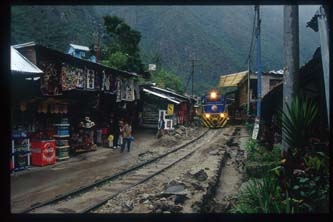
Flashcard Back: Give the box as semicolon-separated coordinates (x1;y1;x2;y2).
12;97;71;165
59;63;101;153
11;127;31;172
12;42;140;160
70;116;97;153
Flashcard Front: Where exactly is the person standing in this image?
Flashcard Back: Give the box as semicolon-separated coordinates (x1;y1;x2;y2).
110;113;120;149
120;120;132;153
156;116;165;138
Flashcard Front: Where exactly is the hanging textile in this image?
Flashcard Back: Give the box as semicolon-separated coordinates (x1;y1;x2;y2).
76;68;85;88
116;77;122;102
110;74;118;94
40;62;61;96
95;72;101;90
86;68;95;89
124;79;135;101
134;81;140;100
121;78;127;101
61;65;77;91
102;72;110;91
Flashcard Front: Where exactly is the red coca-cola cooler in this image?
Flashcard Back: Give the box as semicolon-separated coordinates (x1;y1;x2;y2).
30;139;56;166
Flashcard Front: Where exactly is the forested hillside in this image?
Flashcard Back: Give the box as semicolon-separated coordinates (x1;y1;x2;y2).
11;5;320;94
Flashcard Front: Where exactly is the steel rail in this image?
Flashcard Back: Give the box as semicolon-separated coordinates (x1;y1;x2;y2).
21;128;210;214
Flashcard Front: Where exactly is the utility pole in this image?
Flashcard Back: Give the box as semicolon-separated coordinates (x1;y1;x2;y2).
255;5;262;121
283;5;299;151
97;29;101;63
189;55;199;98
186;52;199;126
247;58;251;116
251;5;262;140
190;59;195;97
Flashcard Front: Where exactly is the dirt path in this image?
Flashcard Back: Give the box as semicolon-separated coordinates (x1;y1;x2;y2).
215;154;241;199
212;126;248;212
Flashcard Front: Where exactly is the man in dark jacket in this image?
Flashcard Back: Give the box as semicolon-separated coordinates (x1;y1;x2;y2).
110;113;120;149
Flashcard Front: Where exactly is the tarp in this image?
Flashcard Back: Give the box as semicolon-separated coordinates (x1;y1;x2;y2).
11;46;43;74
218;71;248;87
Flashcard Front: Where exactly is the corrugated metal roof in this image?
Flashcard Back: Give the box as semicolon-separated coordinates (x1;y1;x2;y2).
151;86;189;100
143;88;182;104
11;46;43;74
69;43;90;51
219;71;248;87
12;41;36;49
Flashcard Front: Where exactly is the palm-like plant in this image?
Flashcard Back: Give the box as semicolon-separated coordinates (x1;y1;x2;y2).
280;96;319;156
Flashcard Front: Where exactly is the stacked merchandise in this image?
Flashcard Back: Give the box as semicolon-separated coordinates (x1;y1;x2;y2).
11;129;31;172
53;118;70;160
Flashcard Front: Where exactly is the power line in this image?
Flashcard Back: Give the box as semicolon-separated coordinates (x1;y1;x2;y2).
244;6;257;66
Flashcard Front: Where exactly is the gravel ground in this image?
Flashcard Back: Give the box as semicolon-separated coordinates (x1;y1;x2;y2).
93;126;239;214
11;125;247;214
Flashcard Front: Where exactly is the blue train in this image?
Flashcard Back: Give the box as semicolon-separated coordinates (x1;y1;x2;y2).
195;90;229;128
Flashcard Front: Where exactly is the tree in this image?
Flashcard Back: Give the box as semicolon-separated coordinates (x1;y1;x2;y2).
103;15;145;74
150;69;184;94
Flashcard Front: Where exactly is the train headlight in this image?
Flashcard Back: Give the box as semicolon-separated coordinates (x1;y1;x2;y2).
205;114;210;118
220;113;225;118
210;91;217;99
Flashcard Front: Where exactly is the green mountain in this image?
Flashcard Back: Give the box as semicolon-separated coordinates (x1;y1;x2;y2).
11;5;320;95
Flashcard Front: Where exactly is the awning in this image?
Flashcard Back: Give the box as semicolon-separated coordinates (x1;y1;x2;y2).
143;88;182;104
11;46;43;74
219;71;248;87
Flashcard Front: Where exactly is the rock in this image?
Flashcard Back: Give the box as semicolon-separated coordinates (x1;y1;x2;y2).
174;195;187;205
191;181;204;190
175;129;183;135
167;195;177;202
194;169;208;181
155;208;162;213
188;167;203;176
172;205;183;212
143;199;151;204
175;134;182;139
122;200;134;211
162;184;191;196
141;193;150;200
208;150;219;155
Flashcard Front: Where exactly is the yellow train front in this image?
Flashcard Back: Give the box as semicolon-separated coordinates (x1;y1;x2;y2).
196;90;229;128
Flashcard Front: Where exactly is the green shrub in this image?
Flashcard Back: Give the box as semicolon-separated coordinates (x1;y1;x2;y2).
230;174;295;213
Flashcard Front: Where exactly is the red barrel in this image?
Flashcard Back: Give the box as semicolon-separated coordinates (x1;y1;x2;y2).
30;140;56;166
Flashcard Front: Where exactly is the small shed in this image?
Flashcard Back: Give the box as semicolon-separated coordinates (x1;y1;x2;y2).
219;70;283;118
139;84;194;128
67;43;90;59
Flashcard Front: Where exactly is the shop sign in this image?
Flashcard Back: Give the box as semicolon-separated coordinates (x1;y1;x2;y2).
167;104;174;115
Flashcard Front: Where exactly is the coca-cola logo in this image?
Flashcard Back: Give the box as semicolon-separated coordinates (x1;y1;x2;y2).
43;142;55;162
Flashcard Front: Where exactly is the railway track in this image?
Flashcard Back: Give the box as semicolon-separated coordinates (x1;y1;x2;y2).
22;128;229;214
